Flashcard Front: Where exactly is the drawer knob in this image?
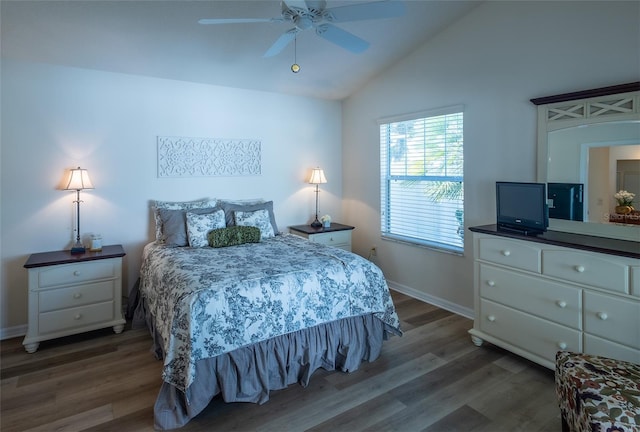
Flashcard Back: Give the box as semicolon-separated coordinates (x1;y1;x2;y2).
73;292;82;299
557;342;567;350
597;312;608;321
556;300;567;308
501;250;511;257
74;313;82;320
487;315;496;322
73;270;81;276
574;265;585;273
487;280;495;287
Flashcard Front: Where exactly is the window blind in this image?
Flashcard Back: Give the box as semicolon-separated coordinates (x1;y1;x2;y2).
379;108;464;253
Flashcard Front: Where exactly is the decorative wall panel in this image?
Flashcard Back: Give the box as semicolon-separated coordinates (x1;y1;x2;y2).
157;136;261;177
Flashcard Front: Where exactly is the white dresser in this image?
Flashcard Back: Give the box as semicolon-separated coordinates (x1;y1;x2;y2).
469;225;639;368
23;245;126;353
289;223;354;251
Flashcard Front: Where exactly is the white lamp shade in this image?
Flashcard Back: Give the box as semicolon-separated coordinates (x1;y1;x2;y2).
308;168;327;185
63;167;94;190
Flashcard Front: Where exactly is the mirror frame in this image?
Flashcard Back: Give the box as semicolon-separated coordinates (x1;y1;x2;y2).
531;82;640;241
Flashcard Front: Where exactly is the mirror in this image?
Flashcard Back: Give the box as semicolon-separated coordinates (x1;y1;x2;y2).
533;82;640;241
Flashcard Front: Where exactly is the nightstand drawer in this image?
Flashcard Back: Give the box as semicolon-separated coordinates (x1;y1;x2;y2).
39;280;115;313
308;230;351;247
23;245;126;353
38;260;117;288
39;301;115;334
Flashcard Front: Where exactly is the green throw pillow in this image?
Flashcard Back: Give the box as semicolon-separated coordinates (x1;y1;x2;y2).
208;226;261;248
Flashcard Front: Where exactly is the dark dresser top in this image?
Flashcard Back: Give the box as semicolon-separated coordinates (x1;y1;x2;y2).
24;245;126;268
469;225;639;259
289;223;355;235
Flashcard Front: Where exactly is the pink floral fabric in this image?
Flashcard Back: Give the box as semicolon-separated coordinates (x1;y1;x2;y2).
556;351;640;432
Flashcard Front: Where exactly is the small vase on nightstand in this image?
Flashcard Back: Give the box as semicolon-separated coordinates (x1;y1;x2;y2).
615;205;634;215
320;214;331;228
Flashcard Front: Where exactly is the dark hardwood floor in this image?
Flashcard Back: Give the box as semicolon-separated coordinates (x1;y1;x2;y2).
0;291;561;431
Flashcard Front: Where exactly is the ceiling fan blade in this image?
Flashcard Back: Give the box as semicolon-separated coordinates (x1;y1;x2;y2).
263;29;299;57
198;18;281;25
283;1;308;11
325;1;406;23
315;24;369;54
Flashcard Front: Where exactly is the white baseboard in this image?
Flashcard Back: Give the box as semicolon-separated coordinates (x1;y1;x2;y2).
1;324;27;341
386;279;474;320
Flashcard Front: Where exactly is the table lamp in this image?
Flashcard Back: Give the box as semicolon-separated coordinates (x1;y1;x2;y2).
308;167;327;228
63;167;94;254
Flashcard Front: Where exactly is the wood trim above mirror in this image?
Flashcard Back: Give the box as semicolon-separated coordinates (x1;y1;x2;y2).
531;82;640;106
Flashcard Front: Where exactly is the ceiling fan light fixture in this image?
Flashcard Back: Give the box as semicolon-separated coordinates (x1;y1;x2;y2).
291;35;300;73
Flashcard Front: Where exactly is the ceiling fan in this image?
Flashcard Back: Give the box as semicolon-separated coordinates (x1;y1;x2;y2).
198;1;406;58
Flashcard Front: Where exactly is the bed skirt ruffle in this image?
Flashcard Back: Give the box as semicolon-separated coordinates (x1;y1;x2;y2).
134;296;393;430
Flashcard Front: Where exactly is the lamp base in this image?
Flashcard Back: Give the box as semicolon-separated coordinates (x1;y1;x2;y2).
310;219;322;228
70;242;86;255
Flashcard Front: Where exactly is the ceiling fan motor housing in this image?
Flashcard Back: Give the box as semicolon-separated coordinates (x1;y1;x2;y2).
283;1;328;31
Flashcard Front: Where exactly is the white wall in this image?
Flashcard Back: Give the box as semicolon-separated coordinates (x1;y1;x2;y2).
0;59;343;335
2;0;638;337
342;1;640;314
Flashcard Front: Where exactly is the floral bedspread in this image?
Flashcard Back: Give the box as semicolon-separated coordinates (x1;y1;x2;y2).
139;234;401;393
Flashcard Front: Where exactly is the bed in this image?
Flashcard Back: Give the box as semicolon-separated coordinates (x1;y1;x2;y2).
135;199;402;429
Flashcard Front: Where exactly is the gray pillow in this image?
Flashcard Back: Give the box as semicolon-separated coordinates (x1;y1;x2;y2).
152;198;217;241
219;200;279;235
157;207;220;246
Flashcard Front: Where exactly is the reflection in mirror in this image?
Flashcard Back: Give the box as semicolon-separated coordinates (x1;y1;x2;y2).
547;122;640;223
533;82;640;241
617;159;640;195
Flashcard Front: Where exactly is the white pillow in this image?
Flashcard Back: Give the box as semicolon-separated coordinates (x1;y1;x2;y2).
186;209;226;247
234;209;275;239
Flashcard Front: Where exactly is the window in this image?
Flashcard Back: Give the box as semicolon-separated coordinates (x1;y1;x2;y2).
379;106;464;253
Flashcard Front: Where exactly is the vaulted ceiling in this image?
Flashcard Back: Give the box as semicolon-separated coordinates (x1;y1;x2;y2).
1;1;479;100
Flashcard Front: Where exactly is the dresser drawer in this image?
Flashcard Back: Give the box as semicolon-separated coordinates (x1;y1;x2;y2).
477;238;541;273
584;334;640;365
39;280;115;313
37;260;118;289
584;291;640;349
479;264;581;329
308;230;351;248
631;266;640;298
479;299;581;364
542;250;629;294
39;301;115;334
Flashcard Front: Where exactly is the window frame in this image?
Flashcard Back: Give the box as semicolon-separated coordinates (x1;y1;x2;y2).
378;105;465;254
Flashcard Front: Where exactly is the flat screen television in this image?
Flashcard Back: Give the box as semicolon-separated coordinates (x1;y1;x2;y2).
496;181;548;235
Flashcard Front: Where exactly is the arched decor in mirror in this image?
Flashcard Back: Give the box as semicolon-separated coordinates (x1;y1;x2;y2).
532;82;640;241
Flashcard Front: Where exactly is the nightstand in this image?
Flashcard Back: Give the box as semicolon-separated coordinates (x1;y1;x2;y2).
22;245;126;353
289;223;355;251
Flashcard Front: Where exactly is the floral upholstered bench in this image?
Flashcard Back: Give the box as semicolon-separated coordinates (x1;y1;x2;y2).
555;351;640;432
